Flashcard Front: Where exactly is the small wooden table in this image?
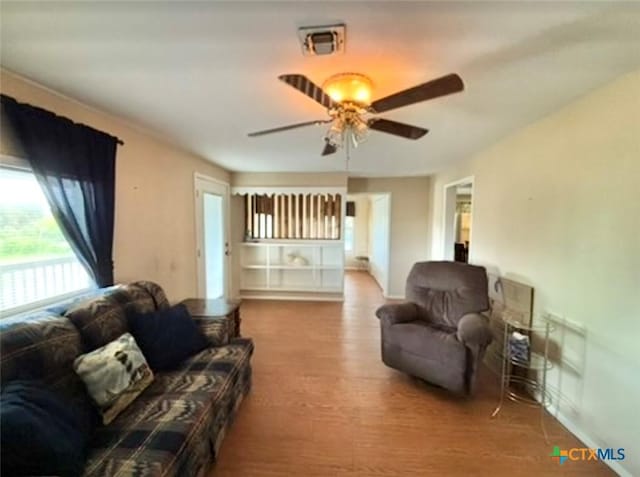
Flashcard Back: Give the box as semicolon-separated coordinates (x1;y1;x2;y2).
181;298;242;338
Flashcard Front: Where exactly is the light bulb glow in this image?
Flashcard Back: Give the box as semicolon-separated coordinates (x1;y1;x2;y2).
322;73;374;106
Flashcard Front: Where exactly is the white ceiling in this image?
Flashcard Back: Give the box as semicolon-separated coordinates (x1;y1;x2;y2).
1;1;639;176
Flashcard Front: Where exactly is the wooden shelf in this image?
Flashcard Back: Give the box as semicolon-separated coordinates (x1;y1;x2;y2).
239;241;344;299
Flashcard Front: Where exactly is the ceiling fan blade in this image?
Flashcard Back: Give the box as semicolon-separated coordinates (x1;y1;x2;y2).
248;119;331;137
370;73;464;113
368;118;429;140
278;74;337;109
321;142;337;156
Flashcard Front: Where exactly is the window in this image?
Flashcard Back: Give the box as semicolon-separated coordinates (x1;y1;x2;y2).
243;193;342;240
344;216;355;252
0;166;93;314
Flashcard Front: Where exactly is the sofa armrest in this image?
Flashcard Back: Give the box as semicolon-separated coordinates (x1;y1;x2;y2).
456;313;493;348
376;303;420;325
192;316;230;347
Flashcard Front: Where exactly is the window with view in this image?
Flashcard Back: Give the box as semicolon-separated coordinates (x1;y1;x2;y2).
0;167;93;314
344;216;355;252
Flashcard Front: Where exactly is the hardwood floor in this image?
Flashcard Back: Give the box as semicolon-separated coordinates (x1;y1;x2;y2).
212;271;612;476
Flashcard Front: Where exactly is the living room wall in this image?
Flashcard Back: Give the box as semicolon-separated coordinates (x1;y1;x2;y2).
348;176;431;298
428;70;639;476
0;69;230;302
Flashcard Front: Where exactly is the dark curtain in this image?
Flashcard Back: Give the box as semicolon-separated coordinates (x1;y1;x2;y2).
346;201;356;217
1;94;119;287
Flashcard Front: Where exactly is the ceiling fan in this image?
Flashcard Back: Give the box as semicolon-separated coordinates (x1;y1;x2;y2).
248;72;464;156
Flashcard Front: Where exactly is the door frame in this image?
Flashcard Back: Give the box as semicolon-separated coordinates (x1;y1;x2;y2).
194;173;231;299
442;176;475;262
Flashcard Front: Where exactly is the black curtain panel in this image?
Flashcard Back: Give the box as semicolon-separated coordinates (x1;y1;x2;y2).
1;94;119;287
346;201;356;217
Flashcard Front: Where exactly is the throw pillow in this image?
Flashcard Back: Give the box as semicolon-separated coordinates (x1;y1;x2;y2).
127;303;209;371
0;380;91;477
74;333;153;425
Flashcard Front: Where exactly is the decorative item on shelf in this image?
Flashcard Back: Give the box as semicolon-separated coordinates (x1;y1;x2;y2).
286;252;308;266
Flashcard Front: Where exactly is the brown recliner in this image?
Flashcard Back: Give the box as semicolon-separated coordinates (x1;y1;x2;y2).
376;261;492;395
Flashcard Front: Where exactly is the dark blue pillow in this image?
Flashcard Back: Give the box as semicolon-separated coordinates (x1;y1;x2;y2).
1;381;91;477
127;304;209;371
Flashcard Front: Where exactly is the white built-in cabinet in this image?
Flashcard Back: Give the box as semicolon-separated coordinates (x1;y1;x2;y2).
239;241;344;300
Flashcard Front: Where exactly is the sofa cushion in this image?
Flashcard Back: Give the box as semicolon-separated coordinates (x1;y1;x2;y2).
0;313;87;402
74;333;154;425
66;294;130;351
128;281;171;310
127;304;209;371
65;283;169;352
0;380;92;477
81;338;254;477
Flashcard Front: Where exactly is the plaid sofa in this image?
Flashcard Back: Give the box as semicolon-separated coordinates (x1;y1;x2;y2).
0;281;253;477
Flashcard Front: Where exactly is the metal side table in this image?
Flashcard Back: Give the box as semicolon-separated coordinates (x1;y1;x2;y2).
491;310;555;441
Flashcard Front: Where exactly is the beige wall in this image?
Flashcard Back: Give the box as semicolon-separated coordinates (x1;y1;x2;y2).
0;69;230;302
349;176;431;297
429;71;640;476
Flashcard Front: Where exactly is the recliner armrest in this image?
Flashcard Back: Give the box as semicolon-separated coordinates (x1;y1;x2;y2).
456;313;492;347
376;303;420;325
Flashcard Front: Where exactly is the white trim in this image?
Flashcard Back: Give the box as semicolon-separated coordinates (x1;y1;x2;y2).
239;292;343;302
545;403;632;477
441;176;475;261
194;172;229;187
0;286;97;319
231;186;347;195
0;154;30;170
384;294;405;300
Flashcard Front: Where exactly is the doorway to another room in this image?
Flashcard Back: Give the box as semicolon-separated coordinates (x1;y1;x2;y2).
443;178;474;263
195;174;230;299
344;193;391;297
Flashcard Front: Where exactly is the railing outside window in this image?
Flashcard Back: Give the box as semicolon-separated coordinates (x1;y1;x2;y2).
0;255;92;312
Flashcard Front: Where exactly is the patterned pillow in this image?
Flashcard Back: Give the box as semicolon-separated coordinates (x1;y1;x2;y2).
73;333;153;425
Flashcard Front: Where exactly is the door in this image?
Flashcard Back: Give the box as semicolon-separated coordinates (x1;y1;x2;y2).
195;175;230;299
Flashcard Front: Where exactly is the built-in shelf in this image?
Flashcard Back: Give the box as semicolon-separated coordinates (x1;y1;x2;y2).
242;264;342;270
239;241;344;300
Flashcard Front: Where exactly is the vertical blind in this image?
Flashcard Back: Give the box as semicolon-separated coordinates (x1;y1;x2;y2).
244;193;342;240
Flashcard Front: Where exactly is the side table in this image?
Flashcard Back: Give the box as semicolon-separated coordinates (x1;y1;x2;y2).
491;310;554;441
181;298;242;338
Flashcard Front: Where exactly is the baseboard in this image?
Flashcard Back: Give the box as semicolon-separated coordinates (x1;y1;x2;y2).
545;402;632;477
239;293;343;302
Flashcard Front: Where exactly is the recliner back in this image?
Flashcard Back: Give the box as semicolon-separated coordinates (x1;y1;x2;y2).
405;261;489;327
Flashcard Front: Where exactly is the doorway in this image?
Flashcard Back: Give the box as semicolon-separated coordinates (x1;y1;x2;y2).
443;177;474;263
344;193;391;297
194;174;230;299
369;194;391;295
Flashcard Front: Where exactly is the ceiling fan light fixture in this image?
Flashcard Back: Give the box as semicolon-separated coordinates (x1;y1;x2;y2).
322;73;374;106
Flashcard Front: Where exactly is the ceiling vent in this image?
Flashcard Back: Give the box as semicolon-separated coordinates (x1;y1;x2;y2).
298;24;345;56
